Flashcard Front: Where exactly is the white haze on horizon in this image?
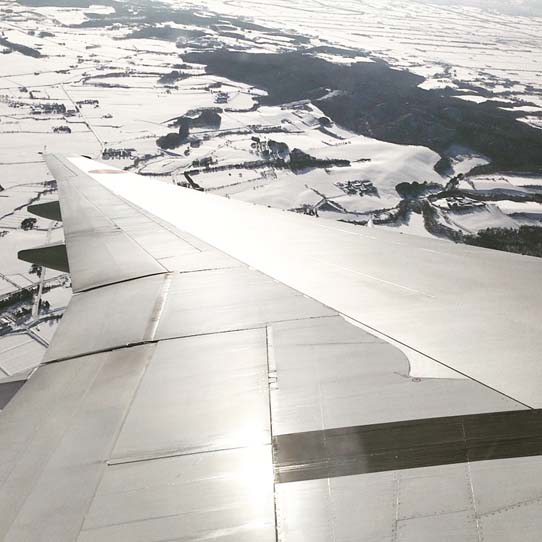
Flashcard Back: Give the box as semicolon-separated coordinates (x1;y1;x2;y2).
415;0;542;16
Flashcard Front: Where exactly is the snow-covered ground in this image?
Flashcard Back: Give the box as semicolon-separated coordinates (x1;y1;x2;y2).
189;0;542;135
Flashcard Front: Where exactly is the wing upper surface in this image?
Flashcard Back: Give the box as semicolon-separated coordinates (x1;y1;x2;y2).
46;154;241;293
1;155;541;541
77;154;542;408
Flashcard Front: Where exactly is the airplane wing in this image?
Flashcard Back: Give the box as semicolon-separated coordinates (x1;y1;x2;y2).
1;154;542;541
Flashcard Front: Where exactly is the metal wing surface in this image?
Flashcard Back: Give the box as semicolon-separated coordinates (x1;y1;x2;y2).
1;154;542;542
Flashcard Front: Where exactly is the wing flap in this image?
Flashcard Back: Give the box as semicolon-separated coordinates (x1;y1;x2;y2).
0;346;154;542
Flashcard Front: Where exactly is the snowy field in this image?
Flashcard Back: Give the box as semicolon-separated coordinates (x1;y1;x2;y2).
194;0;542;122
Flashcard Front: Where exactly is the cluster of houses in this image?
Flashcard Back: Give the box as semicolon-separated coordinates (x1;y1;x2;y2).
31;102;73;115
432;195;486;213
191;156;215;168
53;125;71;134
250;137;289;159
335;179;378;196
214;92;230;104
76;99;99;108
102;147;135;160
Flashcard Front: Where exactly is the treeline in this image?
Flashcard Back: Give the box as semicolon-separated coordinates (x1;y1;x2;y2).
0;286;37;311
187;149;349;176
465;226;542;257
184;51;542;175
0;37;42;58
421;202;463;242
157;110;222;149
396;181;441;199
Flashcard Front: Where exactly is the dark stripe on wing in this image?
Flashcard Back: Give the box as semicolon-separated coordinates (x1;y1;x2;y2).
273;409;542;483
